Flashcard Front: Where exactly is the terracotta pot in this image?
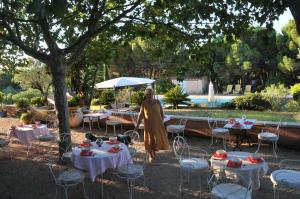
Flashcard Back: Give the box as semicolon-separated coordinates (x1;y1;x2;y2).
69;108;83;128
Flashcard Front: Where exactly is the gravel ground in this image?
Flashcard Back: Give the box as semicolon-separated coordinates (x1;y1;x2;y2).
0;117;300;199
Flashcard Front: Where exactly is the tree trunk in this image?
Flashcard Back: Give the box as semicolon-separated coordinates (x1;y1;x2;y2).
49;57;71;159
288;0;300;34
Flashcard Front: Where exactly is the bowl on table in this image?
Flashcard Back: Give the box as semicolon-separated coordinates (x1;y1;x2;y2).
247;153;263;163
227;157;242;168
213;150;227;159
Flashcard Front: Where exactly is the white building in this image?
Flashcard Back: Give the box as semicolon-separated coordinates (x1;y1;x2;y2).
171;77;208;94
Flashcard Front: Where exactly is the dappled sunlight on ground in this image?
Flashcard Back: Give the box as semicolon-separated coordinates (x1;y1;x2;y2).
0;117;300;198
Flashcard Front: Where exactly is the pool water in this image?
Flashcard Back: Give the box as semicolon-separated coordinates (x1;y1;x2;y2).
158;96;234;107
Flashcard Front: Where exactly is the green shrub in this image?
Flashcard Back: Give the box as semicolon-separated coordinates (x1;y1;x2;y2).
20;112;33;124
91;98;102;105
2;93;14;104
99;90;114;105
163;86;190;109
220;101;235;109
12;88;42;102
291;83;300;102
31;97;47;107
131;90;145;106
233;93;271;110
15;98;30;110
156;78;175;94
283;100;300;112
68;96;80;107
261;84;290;111
0;91;3;103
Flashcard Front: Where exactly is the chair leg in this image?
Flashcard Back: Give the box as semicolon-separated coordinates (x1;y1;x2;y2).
256;139;261;153
179;168;183;194
272;141;277;158
273;184;276;199
82;181;89;199
113;125;116;136
100;174;104;198
63;187;68;199
127;179;133;199
210;135;214;147
222;135;227;150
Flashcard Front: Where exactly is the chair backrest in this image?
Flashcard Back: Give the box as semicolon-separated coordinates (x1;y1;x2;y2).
175;118;188;127
123;130;140;144
207;117;217;130
235;84;241;92
275;121;281;138
244;85;251;93
173;136;189;160
208;172;252;199
227;85;233;92
279;159;300;170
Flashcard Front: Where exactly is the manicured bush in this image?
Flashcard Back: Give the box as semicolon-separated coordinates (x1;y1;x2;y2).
291;83;300;102
283;100;300;112
99;90;114;105
12;88;42;102
2;93;14;104
15;98;30;110
163;86;190;109
68;96;80;107
91;98;102;105
20;112;33;124
156;78;175;94
261;84;290;111
0;91;4;103
31;97;47;107
131;90;145;106
233;93;271;110
220;101;235;109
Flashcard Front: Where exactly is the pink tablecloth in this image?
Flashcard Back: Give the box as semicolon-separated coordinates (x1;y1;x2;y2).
72;142;132;182
9;124;48;146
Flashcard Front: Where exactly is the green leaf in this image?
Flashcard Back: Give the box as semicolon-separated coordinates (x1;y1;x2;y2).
26;0;42;14
51;0;68;17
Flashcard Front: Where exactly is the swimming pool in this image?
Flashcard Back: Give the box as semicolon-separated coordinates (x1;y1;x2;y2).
158;95;236;107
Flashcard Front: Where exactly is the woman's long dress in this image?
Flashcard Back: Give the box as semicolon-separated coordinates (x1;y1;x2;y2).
143;100;169;151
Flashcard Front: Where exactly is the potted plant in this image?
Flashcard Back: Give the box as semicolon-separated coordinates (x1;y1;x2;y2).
0;91;7;117
68;96;83;128
20;112;33;125
15;98;30;116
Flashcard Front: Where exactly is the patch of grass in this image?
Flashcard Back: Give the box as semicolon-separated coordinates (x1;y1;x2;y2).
164;108;300;122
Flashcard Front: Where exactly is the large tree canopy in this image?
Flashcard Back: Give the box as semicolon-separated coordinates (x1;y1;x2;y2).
0;0;292;156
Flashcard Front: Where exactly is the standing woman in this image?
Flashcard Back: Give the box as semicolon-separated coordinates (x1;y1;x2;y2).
134;88;169;162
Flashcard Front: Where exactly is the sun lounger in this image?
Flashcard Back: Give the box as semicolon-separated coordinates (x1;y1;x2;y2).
244;85;252;94
233;84;241;94
223;85;233;95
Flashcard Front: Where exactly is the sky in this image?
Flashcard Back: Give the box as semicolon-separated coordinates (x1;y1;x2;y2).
273;9;293;33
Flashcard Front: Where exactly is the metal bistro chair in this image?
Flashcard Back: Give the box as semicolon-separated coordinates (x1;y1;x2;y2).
58;133;73;164
82;116;100;130
0;137;12;160
123;130;140;158
167;118;188;140
256;121;280;158
208;117;229;150
46;160;89;199
116;150;147;199
131;114;144;132
106;114;123;136
173;136;209;195
37;129;57;158
270;159;300;199
208;172;252;199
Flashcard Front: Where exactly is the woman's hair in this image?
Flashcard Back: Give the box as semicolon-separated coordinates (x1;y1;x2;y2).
144;87;154;97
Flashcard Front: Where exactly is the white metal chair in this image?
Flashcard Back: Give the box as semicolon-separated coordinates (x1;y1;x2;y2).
116;151;147;199
173;136;209;195
59;133;73;163
123;130;140;158
0;138;12;160
208;117;229;150
256;121;280;158
167;118;188;140
37;130;57;158
82;116;100;130
270;159;300;199
106;114;123;136
46;161;89;199
208;172;252;199
131;114;144;131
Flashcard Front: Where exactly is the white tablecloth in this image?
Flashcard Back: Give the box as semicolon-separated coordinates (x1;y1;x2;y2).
9;124;48;146
72;142;132;182
83;113;109;120
210;151;268;190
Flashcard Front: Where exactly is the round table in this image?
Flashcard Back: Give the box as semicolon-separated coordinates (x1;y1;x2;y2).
9;124;49;146
210;151;268;190
72;142;132;182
